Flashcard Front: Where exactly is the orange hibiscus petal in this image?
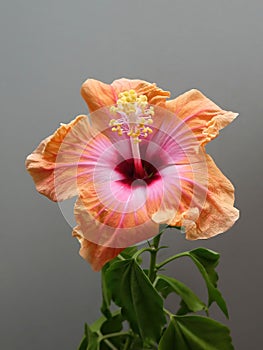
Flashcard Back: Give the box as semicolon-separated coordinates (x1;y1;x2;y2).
25;135;57;199
170;154;239;239
166;89;238;145
26;115;90;201
81;78;170;113
73;184;159;249
111;78;170;106
72;231;123;271
81;79;116;114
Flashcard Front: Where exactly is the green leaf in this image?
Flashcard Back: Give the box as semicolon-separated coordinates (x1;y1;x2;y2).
188;248;228;318
99;342;111;350
89;310;122;334
87;325;99;350
105;259;166;342
121;246;143;265
89;311;126;350
78;324;99;350
176;299;193;316
120;246;139;259
89;316;106;333
159;315;234;350
101;247;143;319
190;248;220;286
101;263;112;318
128;336;144;350
156;274;206;313
101;314;123;335
100;336;127;350
78;335;88;350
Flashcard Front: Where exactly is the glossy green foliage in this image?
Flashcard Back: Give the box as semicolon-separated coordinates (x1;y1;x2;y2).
159;315;234;350
156;274;207;313
78;237;234;349
105;259;166;343
188;248;229;317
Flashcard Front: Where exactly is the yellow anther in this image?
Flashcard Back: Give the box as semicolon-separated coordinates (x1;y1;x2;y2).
109;119;114;126
110;106;117;114
109;89;155;141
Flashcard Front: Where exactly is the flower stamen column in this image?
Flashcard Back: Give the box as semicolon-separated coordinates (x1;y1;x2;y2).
109;90;154;178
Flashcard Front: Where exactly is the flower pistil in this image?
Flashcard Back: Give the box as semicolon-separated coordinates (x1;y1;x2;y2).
109;90;155;178
109;89;154;143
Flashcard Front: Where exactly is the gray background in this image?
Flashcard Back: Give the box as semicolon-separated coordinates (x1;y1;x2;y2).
1;0;262;349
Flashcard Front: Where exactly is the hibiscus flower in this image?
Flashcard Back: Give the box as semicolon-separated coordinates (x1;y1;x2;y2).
26;78;239;271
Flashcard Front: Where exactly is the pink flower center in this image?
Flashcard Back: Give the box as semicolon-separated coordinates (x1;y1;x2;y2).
114;158;160;187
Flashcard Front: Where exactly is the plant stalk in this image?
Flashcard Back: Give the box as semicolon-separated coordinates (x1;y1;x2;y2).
148;233;162;283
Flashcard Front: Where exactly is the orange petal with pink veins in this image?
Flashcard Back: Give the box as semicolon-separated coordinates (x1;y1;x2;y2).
73;184;159;249
166;89;238;145
170;154;239;239
111;78;170;106
80;79;116;114
72;231;123;271
81;78;170;113
26;115;89;201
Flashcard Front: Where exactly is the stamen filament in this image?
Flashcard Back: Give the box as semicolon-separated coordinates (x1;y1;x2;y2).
131;139;145;178
109;89;155;178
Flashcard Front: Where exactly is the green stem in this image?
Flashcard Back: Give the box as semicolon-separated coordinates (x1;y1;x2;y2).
148;233;162;283
156;252;189;270
103;339;118;350
133;247;152;260
123;336;131;350
100;331;131;341
117;254;125;260
164;308;174;318
98;331;119;350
